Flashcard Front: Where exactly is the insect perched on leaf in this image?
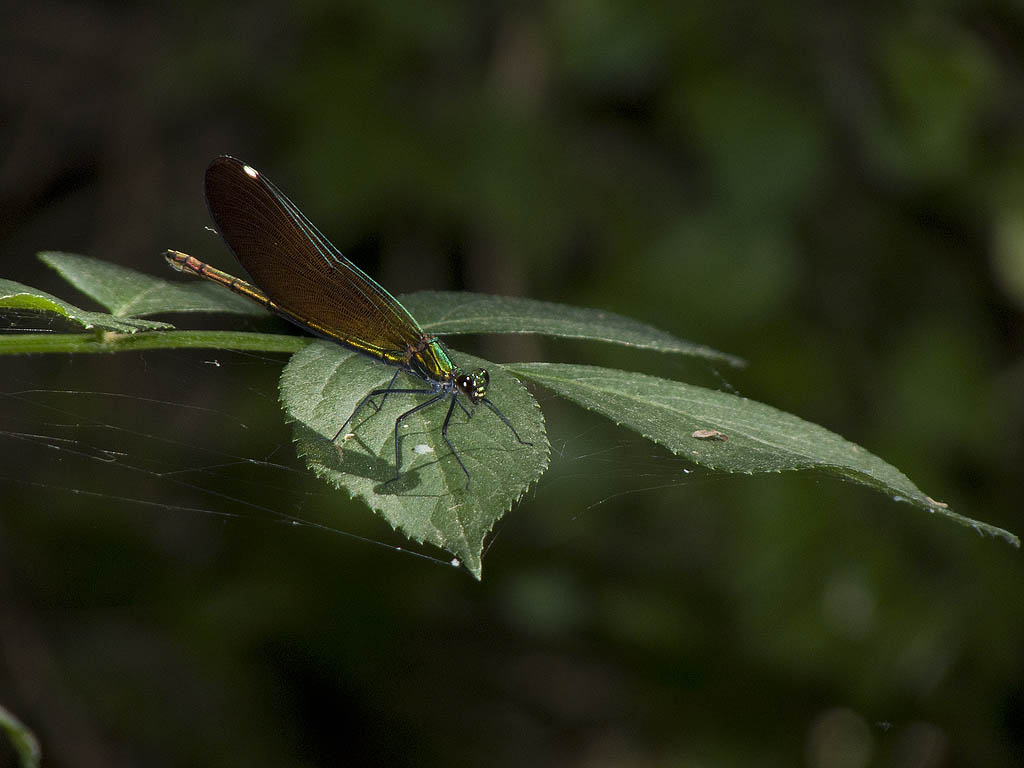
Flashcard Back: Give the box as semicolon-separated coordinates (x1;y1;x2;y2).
166;156;530;487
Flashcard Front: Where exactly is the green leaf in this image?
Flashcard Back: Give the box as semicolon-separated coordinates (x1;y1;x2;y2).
508;362;1019;547
9;254;1010;556
0;278;172;333
0;703;40;768
36;253;742;366
400;291;744;366
39;251;265;317
280;341;549;578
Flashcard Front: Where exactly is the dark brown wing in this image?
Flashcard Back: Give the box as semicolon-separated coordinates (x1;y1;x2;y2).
204;156;424;356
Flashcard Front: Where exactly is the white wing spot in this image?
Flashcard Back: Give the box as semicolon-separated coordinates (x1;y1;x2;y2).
243;165;259;179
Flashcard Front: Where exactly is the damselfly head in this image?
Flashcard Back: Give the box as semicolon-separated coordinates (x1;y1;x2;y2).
455;368;489;404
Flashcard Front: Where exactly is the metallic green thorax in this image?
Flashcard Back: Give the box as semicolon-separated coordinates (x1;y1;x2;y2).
400;336;453;380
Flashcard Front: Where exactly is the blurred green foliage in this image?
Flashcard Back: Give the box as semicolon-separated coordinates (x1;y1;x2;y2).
1;1;1023;766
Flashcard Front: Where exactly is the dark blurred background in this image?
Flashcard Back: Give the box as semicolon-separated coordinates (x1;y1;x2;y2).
2;1;1024;766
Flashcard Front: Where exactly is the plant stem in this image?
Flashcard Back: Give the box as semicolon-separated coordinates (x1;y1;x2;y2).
0;330;309;356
